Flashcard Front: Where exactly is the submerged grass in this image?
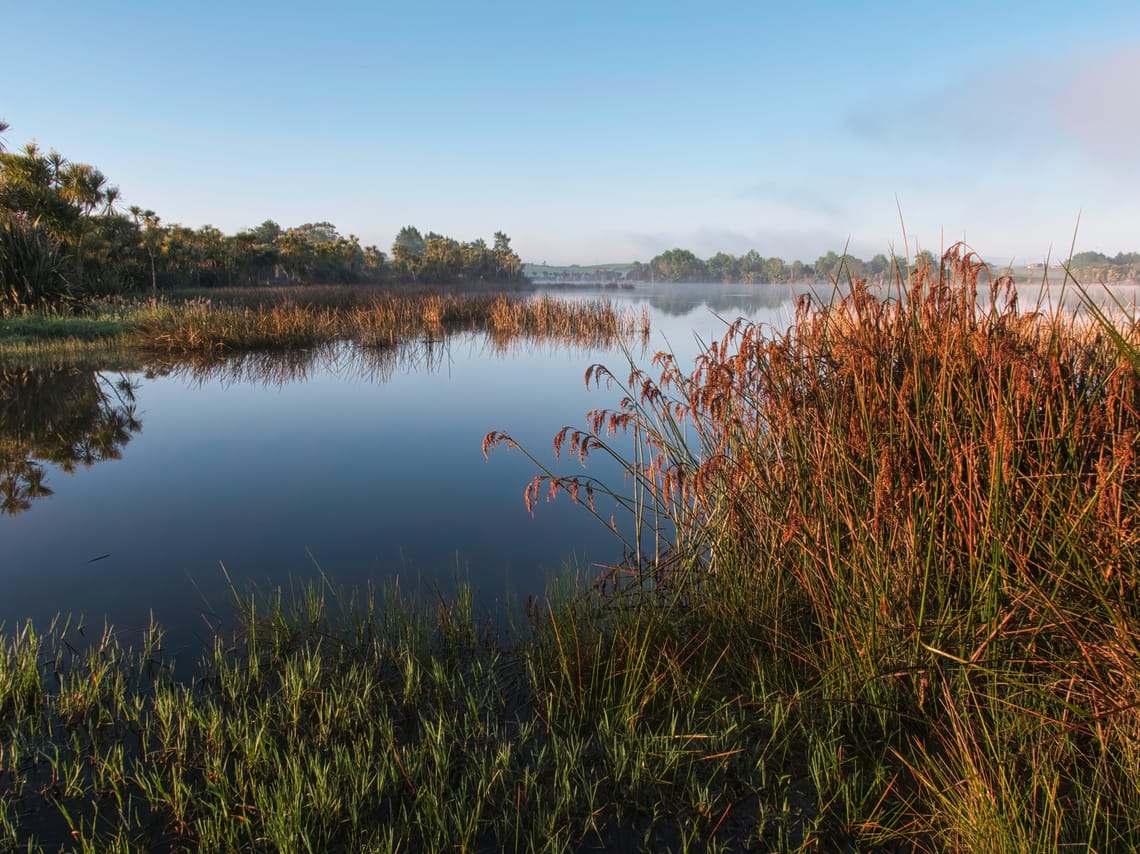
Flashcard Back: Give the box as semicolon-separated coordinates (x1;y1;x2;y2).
0;580;818;852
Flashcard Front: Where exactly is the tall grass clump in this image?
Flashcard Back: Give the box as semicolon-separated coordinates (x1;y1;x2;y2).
486;243;1140;848
132;298;342;353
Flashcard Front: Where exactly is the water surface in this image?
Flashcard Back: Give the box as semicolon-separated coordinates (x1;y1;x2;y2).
2;280;1133;653
0;285;812;651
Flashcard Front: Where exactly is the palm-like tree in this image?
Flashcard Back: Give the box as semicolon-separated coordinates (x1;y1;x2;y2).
0;143;65;226
102;185;120;216
59;162;109;288
129;205;161;293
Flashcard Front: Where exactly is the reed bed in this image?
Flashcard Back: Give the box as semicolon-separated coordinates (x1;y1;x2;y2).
127;292;648;354
2;291;649;366
132;299;343;354
485;244;1140;850
347;293;650;350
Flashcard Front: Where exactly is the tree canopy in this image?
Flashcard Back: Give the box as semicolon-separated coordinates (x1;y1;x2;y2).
0;123;524;308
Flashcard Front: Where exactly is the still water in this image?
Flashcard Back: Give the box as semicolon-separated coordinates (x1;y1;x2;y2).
4;280;1134;653
1;284;812;652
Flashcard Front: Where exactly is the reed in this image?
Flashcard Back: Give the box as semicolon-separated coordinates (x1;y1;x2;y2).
124;291;648;354
486;244;1140;849
132;298;342;353
347;293;650;350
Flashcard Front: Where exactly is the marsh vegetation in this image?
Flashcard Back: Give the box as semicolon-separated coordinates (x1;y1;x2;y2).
1;247;1136;850
0;289;650;366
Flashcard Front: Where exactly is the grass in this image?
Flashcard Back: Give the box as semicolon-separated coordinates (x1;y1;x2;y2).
0;305;138;367
2;244;1137;850
0;579;820;851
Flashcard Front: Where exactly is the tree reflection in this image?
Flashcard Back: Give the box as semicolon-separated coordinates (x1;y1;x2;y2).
0;366;141;515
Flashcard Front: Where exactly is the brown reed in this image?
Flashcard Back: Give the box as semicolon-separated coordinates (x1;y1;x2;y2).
486;243;1140;846
131;292;649;354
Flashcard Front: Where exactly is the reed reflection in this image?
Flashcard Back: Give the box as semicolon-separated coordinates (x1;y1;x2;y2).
146;339;452;388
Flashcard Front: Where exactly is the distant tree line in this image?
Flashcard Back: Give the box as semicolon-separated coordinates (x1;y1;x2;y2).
626;248;937;284
0;122;524;309
1064;251;1140;283
626;246;1140;285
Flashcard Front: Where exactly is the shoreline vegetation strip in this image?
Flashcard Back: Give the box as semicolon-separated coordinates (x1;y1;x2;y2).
2;246;1139;850
0;289;653;362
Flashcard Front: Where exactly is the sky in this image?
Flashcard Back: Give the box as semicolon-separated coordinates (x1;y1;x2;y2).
3;1;1139;265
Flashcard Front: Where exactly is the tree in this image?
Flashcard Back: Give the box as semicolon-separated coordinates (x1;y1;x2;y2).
493;231;522;281
0;143;74;235
59;162;114;289
391;226;425;281
393;225;425;258
129;206;161;293
914;249;937;272
1071;251;1108;266
421;234;463;282
362;245;387;279
463;238;491;279
707;251;739;282
253;220;282;244
650;248;705;282
292;221;340;243
815;251;843;280
764;256;787;283
0;141;134;294
738;250;764;283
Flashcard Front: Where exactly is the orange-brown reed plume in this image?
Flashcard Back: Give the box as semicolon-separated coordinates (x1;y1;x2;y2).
487;244;1139;842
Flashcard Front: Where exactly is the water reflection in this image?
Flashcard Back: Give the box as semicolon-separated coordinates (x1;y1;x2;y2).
145;340;453;388
572;279;1139;321
551;281;829;319
144;332;654;391
0;366;141;515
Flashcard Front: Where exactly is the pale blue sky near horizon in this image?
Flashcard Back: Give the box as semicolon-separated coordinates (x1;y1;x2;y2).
3;1;1138;265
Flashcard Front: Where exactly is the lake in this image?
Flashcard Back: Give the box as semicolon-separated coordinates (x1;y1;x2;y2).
2;279;1133;655
0;284;818;653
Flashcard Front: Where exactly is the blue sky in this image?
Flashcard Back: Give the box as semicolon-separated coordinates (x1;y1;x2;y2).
4;1;1139;265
